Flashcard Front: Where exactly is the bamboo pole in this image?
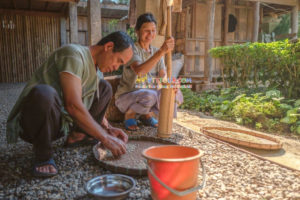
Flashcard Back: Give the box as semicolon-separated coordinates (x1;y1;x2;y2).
29;16;35;76
16;15;23;82
25;16;31;81
157;5;175;138
0;16;7;82
11;15;16;82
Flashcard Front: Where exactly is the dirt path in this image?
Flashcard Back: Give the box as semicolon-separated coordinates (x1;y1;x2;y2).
174;110;300;171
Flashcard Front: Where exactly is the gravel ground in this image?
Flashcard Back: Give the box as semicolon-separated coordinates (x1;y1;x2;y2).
0;83;300;200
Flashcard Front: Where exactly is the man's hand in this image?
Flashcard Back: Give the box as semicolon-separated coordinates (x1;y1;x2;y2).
108;127;128;143
60;73;125;157
101;116;110;130
101;117;128;143
102;134;126;157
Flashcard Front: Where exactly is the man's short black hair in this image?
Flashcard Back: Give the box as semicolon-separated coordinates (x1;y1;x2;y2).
97;31;133;52
135;13;157;31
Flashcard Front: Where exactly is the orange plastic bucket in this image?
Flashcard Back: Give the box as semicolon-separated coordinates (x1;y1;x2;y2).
142;145;206;200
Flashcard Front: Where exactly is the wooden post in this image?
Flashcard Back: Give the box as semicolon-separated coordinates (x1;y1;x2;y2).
88;0;102;45
205;0;216;82
252;2;260;42
157;5;175;138
291;4;298;40
223;0;231;46
69;2;78;44
60;17;67;46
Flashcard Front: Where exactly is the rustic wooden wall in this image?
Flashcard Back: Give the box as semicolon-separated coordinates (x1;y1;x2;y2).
67;17;127;46
0;14;60;83
174;0;254;79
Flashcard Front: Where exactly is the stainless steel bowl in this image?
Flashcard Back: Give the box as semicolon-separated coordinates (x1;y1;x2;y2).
86;174;136;200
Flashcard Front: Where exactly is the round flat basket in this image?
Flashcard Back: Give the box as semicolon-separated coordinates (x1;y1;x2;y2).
93;135;177;176
201;127;282;150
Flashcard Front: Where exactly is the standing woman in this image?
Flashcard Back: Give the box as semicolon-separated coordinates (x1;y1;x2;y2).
115;13;182;131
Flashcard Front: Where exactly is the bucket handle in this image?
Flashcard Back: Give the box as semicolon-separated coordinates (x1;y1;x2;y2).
145;158;206;197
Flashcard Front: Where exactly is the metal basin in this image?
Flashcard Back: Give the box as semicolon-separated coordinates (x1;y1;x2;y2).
86;174;136;200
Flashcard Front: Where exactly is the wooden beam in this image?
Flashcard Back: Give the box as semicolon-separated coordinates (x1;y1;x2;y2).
69;2;78;43
0;8;65;17
291;4;298;39
60;2;67;12
29;0;32;10
205;0;216;82
223;0;231;46
88;0;102;45
275;33;297;40
36;0;79;3
246;0;297;6
60;17;67;46
252;2;260;42
44;2;49;11
12;0;17;9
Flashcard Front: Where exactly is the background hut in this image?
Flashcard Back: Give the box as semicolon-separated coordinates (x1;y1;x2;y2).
128;0;299;91
0;0;76;83
76;0;129;45
0;0;103;83
1;0;299;86
173;0;299;90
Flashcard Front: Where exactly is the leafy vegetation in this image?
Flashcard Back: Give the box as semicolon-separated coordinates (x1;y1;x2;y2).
127;27;137;42
273;14;290;37
209;40;300;99
180;87;300;135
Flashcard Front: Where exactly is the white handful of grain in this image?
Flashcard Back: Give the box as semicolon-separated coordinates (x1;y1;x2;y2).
97;143;137;160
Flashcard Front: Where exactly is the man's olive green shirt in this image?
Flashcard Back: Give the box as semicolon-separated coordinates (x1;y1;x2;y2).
6;44;103;143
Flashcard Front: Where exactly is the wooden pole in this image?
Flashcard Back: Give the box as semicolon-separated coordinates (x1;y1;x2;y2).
291;4;298;40
205;0;216;82
252;2;260;42
157;5;175;138
69;2;78;43
223;0;231;46
60;17;67;46
88;0;102;45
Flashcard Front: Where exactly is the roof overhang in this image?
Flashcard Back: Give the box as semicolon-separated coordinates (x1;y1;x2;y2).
246;0;298;6
36;0;80;3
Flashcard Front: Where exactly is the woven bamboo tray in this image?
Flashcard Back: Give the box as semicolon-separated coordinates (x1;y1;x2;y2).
201;127;282;150
93;135;177;176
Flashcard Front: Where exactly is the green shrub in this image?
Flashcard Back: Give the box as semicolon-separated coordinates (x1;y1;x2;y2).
209;40;300;99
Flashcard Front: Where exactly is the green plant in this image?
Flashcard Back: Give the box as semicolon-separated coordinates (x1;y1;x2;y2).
180;88;300;135
273;14;290;37
108;19;119;32
127;27;137;42
280;100;300;134
209;40;300;99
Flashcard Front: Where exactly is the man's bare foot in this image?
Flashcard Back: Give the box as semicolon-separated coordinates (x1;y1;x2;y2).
35;165;57;174
33;158;58;177
66;131;86;144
